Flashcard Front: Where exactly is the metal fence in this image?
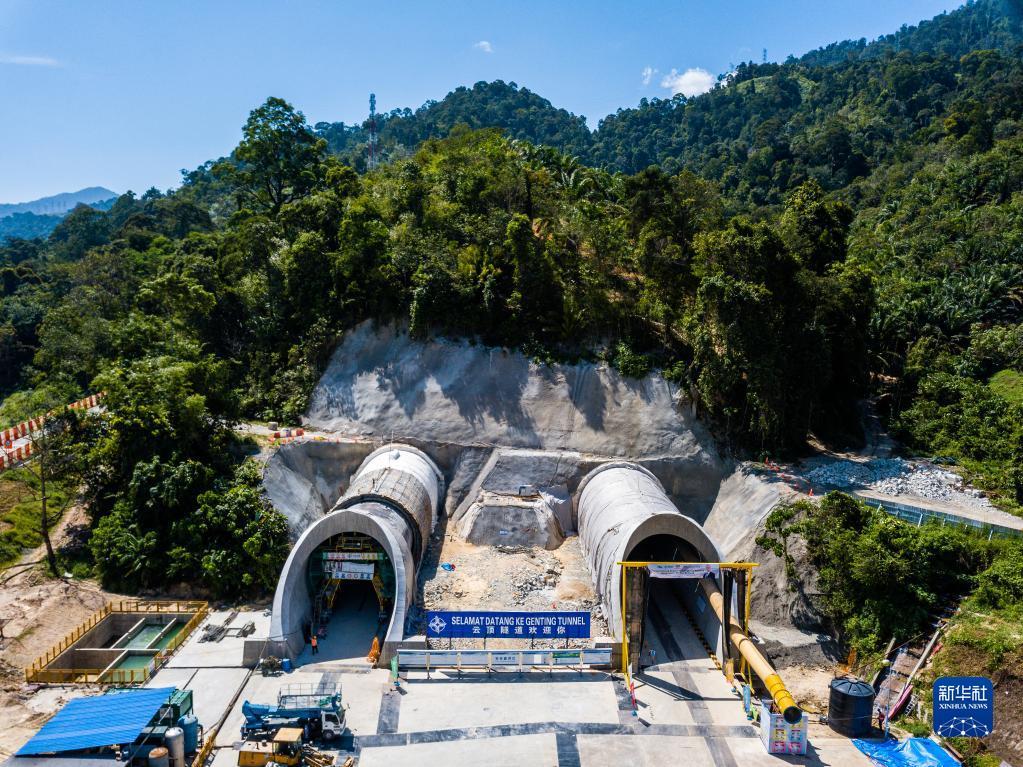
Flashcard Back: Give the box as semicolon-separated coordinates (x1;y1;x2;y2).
854;493;1022;540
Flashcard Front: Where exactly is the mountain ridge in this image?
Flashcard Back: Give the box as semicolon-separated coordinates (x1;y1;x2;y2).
0;186;118;219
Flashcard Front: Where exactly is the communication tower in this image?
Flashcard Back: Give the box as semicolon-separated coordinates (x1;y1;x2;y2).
367;93;379;170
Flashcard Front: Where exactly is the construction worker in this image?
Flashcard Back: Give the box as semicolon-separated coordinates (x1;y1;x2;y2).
311;635;319;655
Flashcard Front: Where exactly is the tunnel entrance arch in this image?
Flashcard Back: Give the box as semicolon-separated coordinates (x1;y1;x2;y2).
269;506;414;662
268;444;443;665
574;462;723;671
575;461;801;723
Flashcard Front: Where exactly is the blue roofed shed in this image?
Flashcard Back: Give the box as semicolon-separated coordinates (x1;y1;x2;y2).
17;688;176;756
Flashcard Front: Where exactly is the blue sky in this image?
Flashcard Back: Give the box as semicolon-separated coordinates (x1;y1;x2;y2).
0;0;963;203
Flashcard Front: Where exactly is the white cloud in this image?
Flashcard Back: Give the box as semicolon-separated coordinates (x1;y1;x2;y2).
660;67;715;97
641;66;657;86
0;54;60;67
473;40;493;54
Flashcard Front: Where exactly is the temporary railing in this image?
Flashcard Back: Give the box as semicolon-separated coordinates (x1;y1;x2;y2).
25;599;208;684
853;493;1023;539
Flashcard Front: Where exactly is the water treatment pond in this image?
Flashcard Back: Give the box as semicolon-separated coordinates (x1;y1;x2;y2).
125;624;164;648
113;653;154;672
152;621;186;649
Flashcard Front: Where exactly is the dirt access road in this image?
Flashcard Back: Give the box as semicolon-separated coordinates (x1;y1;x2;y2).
0;505;119;758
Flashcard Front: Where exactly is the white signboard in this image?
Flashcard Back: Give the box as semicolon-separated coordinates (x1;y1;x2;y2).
323;551;383;561
648;563;720;579
326;561;375;580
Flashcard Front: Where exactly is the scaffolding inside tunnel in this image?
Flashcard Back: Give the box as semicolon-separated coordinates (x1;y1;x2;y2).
306;532;395;643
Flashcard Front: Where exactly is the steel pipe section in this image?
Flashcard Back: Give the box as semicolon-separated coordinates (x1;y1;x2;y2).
575;461;722;642
268;444;443;664
699;578;801;724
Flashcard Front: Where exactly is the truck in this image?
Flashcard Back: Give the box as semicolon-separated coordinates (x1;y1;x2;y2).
239;685;345;742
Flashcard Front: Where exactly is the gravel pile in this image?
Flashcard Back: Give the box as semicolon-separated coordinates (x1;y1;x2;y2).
805;457;992;509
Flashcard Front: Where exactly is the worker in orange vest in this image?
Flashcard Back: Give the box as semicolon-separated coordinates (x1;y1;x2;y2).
311;635;319;655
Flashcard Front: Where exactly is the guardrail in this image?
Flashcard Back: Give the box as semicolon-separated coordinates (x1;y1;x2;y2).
99;667;152;685
155;604;209;664
398;647;612;674
26;600;208;684
25;668;107;684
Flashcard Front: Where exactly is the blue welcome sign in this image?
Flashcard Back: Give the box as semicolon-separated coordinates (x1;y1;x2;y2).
933;676;994;737
426;610;590;639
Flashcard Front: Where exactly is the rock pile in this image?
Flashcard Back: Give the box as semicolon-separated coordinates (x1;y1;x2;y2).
510;561;561;604
416;536;606;646
804;457;992;509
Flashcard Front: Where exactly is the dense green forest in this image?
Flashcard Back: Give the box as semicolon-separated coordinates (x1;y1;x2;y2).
1;0;1021;601
0;212;63;241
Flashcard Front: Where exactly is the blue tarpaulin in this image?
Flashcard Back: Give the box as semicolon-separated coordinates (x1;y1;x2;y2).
17;687;174;755
853;737;960;767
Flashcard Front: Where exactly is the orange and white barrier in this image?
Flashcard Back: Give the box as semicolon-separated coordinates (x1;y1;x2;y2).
1;392;104;444
268;427;305;446
1;392;102;472
0;440;32;469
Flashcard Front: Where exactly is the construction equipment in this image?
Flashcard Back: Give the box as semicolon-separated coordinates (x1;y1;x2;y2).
258;656;283;676
300;744;335;767
310;581;336;638
240;685;345;741
237;727;304;767
699;578;801;724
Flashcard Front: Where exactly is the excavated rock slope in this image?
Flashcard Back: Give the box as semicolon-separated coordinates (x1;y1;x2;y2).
306;321;719;463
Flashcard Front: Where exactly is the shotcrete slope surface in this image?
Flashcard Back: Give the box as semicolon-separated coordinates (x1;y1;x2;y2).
306;322;719;462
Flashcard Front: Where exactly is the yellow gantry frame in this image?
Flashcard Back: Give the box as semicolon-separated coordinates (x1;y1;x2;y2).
616;561;758;690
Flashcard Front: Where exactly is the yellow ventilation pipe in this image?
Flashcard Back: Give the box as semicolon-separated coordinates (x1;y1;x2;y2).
699;578;802;724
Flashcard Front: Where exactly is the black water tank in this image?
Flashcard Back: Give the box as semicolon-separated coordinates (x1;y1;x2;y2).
829;676;875;736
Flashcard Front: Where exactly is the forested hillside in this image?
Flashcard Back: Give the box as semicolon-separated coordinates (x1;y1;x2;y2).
314;80;593;169
0;188;118;240
1;0;1020;601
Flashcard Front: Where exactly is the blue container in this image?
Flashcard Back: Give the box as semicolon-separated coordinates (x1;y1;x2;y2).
282;658;293;672
177;714;200;754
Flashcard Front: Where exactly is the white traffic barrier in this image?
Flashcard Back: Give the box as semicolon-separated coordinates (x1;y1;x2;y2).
397;647;611;673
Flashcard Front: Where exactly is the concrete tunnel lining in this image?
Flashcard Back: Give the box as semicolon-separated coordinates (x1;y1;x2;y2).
575;461;722;643
269;506;415;660
268;444;443;664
